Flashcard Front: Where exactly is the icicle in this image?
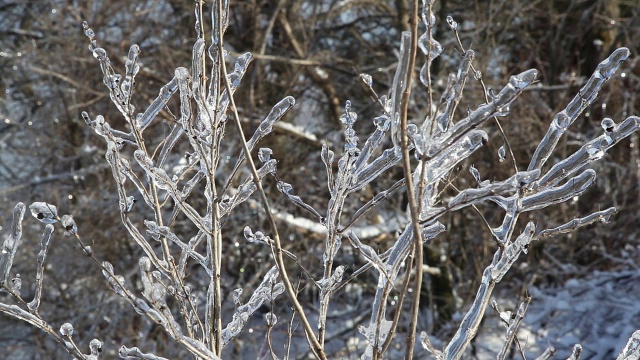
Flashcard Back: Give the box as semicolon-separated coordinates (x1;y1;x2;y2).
498;145;506;162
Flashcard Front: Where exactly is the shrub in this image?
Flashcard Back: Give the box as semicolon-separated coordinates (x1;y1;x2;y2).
1;0;639;359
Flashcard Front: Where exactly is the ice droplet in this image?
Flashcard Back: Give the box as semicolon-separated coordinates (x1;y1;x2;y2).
92;48;107;61
339;100;357;126
258;148;272;162
82;21;94;38
11;274;21;291
498;145;506;162
469;165;481;184
29;202;58;224
601;118;615;132
61;215;77;236
422;8;437;27
437;113;449;132
509;69;538;89
418;34;443;59
60;323;74;337
265;312;277;326
446;16;458;30
360;73;373;87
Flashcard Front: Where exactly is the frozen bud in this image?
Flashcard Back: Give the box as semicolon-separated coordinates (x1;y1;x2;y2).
12;274;21;292
61;215;77;236
232;288;243;306
258;148;273;162
601;118;615;132
265;312;277;326
60;323;74;337
360;73;373;87
29;202;58;224
83;246;93;256
89;339;103;355
446;15;458;30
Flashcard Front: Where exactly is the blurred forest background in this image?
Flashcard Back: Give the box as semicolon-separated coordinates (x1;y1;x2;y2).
1;0;639;358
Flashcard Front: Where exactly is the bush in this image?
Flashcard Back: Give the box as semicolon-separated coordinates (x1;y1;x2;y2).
1;1;639;359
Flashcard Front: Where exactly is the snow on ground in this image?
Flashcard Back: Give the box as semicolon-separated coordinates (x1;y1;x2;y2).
475;269;640;359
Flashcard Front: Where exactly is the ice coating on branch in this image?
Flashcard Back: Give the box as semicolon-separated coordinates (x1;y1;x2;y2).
277;181;323;220
318;266;345;332
448;170;540;210
222;266;284;345
0;203;26;287
258;96;295;136
347;232;390;279
122;44;140;99
265;312;277;326
118;346;169;360
490;222;535;282
29;202;58;224
389;32;412;148
537;207;616;239
321;144;335;192
426;68;538;158
423;130;488;186
352;114;390;175
102;261;127;298
528;48;630;171
533;116;639;189
27;224;54;311
618;330;640;360
427;50;474;138
418;34;443;60
137;76;179;130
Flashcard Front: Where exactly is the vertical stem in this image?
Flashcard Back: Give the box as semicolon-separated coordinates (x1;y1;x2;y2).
207;1;223;354
399;0;422;359
215;1;325;358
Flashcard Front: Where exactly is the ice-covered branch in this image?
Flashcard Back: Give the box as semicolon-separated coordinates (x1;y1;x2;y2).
528;48;630;171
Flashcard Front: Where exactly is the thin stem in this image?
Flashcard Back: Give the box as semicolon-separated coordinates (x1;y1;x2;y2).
216;2;325;358
400;1;423;359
